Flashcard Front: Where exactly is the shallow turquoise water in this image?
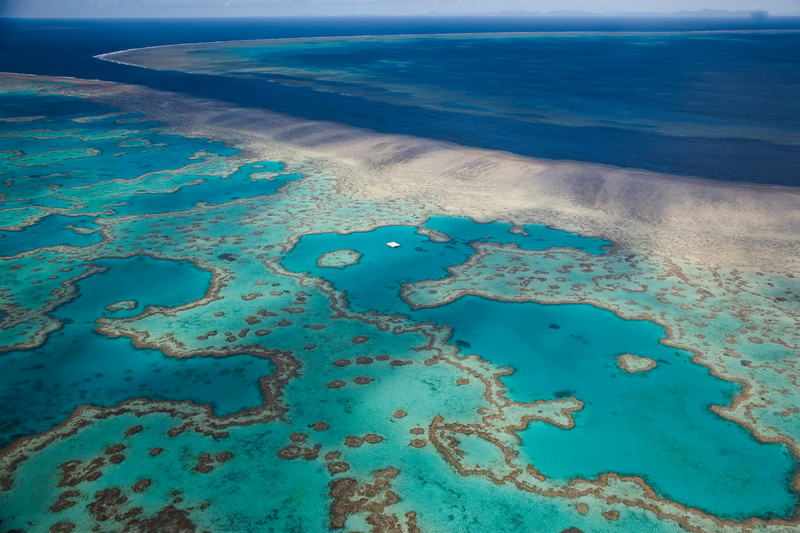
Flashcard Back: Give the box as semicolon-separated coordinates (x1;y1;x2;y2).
281;224;797;519
0;92;293;449
0;214;103;256
0;92;241;201
416;296;797;519
0;92;115;123
0;126;237;194
280;215;610;314
7;195;74;209
425;215;610;254
108;162;302;217
0;92;303;221
0;256;274;448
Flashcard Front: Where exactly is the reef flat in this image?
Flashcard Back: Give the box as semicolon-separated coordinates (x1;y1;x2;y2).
1;72;800;533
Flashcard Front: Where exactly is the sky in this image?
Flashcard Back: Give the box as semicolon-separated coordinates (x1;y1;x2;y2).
1;0;799;18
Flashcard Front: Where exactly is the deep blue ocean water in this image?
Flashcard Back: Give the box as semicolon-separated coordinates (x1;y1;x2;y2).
2;17;800;184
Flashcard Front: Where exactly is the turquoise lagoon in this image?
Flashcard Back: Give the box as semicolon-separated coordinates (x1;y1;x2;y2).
0;214;103;256
109;162;302;218
419;297;798;519
0;95;239;196
0;256;275;449
280;215;610;315
0;92;295;446
281;222;797;518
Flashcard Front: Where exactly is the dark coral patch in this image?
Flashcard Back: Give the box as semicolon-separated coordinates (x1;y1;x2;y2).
87;487;130;521
327;462;350;474
124;505;196;532
327;380;346;389
58;458;105;487
216;451;234;463
354;377;374;385
352;336;369;344
345;436;363;447
375;468;400;479
278;443;322;460
327;468;410;529
50;491;79;513
290;432;308;443
194;453;214;474
133;479;152;493
125;425;144;436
